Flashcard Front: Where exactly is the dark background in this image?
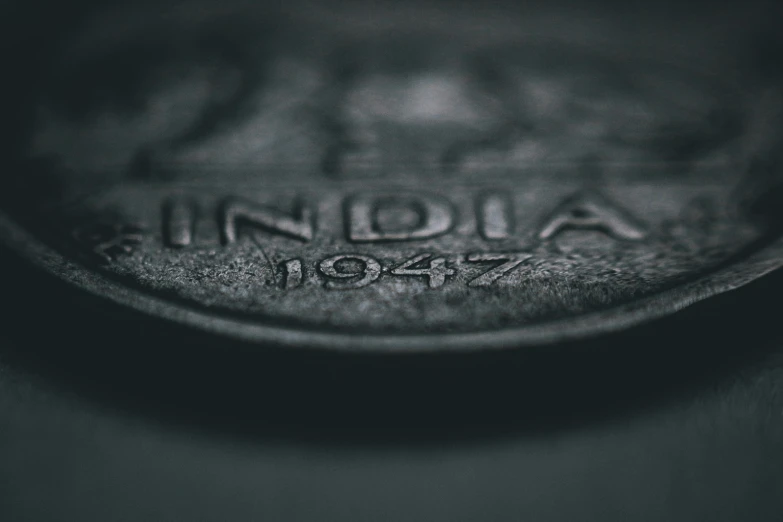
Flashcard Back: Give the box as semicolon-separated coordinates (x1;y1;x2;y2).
1;1;783;520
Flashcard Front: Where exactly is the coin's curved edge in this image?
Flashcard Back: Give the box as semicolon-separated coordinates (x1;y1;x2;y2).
2;211;781;353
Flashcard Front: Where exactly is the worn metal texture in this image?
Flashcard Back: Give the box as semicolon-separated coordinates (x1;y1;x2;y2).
2;0;783;351
2;2;783;522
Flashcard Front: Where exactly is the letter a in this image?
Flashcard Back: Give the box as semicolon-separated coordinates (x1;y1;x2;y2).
538;192;645;241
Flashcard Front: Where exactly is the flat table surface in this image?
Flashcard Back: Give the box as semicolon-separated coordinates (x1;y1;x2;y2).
1;246;782;521
2;1;783;520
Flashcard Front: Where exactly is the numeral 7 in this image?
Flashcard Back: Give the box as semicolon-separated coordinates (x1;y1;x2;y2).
465;252;533;287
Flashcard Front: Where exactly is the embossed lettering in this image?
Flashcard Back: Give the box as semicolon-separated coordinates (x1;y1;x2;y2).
282;259;304;289
163;197;197;248
478;193;513;240
319;254;382;289
466;252;533;287
346;193;454;242
390;253;455;289
220;197;314;244
537;192;645;241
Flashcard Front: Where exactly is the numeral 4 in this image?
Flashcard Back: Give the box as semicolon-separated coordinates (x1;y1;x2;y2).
391;253;456;289
465;252;532;287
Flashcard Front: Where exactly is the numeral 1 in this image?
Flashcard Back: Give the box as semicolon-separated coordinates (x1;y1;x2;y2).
281;258;304;289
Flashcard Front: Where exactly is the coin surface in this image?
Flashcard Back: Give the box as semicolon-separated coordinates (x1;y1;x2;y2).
3;0;783;351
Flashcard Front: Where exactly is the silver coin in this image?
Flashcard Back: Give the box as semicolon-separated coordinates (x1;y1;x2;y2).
3;1;783;351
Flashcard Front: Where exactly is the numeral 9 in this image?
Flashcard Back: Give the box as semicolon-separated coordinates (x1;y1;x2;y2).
318;254;382;289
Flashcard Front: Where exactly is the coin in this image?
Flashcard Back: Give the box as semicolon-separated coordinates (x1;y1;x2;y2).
3;0;783;351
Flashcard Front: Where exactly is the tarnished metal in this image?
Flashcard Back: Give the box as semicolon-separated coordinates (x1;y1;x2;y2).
2;0;782;351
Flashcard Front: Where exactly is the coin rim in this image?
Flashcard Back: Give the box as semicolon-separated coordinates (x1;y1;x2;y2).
2;210;781;352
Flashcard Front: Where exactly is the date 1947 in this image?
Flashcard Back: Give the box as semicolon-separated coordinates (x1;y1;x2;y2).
280;252;533;290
